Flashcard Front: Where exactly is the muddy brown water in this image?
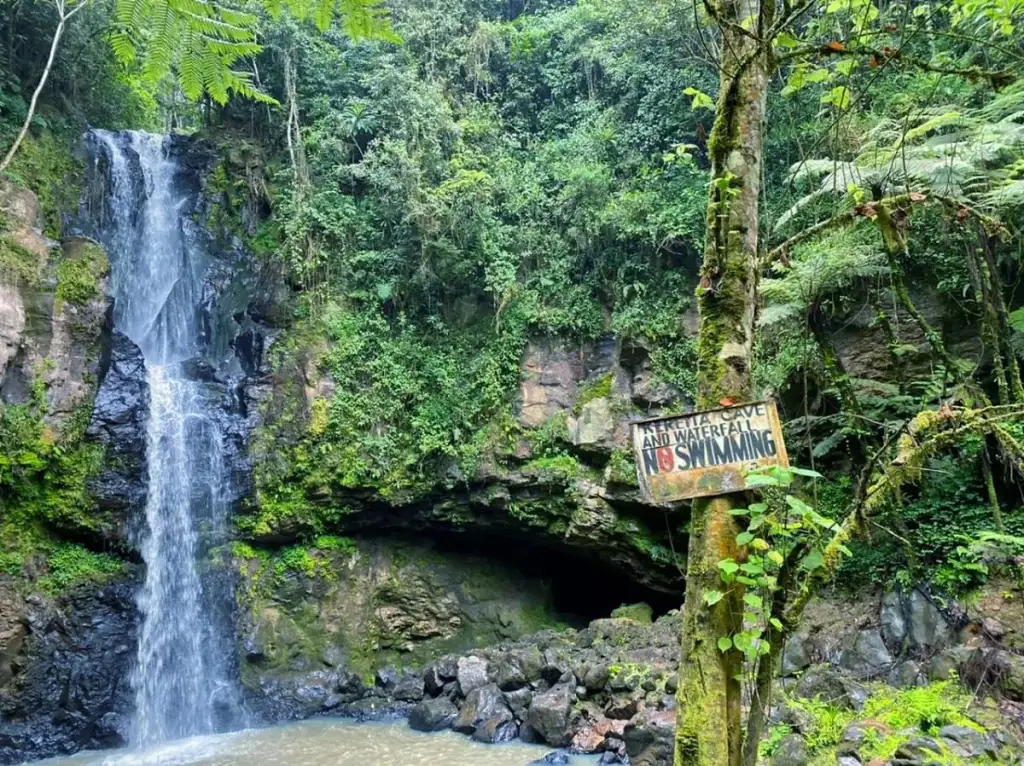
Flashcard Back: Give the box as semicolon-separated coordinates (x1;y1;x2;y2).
31;720;587;765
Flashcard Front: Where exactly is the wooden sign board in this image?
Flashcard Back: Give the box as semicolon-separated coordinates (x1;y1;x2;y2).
632;401;788;504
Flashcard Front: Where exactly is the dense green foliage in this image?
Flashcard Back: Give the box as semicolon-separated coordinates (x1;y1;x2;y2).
2;0;1024;599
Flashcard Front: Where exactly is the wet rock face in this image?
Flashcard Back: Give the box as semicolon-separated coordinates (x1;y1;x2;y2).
0;185;111;437
0;579;137;765
86;330;149;534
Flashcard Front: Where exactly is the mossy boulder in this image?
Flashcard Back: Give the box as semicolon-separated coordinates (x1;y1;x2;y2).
610;603;653;624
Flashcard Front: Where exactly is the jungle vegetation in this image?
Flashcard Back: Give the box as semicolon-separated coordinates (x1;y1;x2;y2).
2;0;1024;763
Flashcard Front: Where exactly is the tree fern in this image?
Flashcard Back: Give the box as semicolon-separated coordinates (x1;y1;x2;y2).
111;0;396;106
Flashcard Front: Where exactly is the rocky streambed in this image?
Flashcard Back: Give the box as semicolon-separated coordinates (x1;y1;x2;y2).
239;583;1024;766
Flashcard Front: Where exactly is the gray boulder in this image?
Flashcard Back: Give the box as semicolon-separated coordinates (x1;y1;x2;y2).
838;630;893;679
881;588;952;657
771;734;809;766
623;709;675;766
938;724;994;757
453;683;514;739
423;657;457;696
895;736;943;762
504;687;533;720
887;660;924;688
457;656;490;696
393;675;425;702
527;684;575;747
408;697;458;732
782;632;813;676
793;666;852;708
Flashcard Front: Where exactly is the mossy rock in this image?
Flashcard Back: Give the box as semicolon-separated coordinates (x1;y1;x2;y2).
611;602;653;624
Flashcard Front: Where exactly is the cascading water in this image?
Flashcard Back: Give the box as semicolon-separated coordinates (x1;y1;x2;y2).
87;130;245;745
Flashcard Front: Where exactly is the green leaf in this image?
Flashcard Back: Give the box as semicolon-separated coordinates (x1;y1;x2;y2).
736;531;755;546
786;495;814;516
801;548;825;571
776;31;800;48
788;467;823;478
718;559;739;575
769;617;784;631
822;86;852;110
683;87;715;111
835;58;858;76
718;636;733;652
741;560;765;575
767;550;785;566
743;593;763;609
703;589;725;606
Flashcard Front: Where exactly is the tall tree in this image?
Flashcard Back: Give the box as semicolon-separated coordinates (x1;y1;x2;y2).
674;0;769;759
675;0;1022;760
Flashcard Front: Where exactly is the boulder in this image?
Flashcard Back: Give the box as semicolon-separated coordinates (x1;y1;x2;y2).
453;683;513;738
605;695;639;720
490;653;528;691
504;687;533;720
580;662;611;692
938;724;993;758
925;650;960;682
375;666;400;693
568;396;618;453
529;754;569;765
781;632;813;676
771;734;809;766
895;735;943;762
393;675;425;702
571;717;626;754
792;666;852;708
409;697;459;732
527;684;575;747
838;629;893;679
610;603;653;624
623;709;675;766
881;588;952;657
472;716;519;744
888;660;924;688
457;656;490;696
423;657;458;696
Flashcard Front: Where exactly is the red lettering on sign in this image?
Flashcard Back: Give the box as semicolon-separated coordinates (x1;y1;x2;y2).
656;446;674;472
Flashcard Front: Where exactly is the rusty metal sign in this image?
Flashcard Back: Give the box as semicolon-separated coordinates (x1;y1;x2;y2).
632;401;789;503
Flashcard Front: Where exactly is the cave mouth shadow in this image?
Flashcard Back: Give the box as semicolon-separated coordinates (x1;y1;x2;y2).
376;529;682;629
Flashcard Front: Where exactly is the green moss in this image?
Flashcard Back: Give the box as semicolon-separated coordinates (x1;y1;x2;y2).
313;535;357;555
39;543;123;594
787;681;986;761
0;234;42;285
611;602;653;623
54;245;109;307
607;448;639;486
522;454;585;482
4;132;82;239
573;373;613;415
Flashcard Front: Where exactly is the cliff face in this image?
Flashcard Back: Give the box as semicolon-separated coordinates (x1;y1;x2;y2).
0;176;139;763
0;133;1004;764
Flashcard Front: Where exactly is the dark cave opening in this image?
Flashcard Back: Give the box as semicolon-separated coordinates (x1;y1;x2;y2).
387;530;683;628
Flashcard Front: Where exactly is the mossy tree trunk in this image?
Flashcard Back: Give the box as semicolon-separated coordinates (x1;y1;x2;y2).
674;0;771;761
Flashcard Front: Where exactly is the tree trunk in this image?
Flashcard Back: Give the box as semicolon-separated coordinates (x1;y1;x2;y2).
0;0;84;175
674;0;770;761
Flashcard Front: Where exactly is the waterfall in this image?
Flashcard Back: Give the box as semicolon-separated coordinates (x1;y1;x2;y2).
88;130;245;745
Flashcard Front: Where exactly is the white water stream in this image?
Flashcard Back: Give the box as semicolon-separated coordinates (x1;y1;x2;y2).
92;131;242;745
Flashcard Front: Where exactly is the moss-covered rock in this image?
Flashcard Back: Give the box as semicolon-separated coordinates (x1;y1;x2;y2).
233;536;574;713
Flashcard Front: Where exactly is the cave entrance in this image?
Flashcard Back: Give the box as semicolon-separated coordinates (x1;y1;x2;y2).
393;531;682;628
